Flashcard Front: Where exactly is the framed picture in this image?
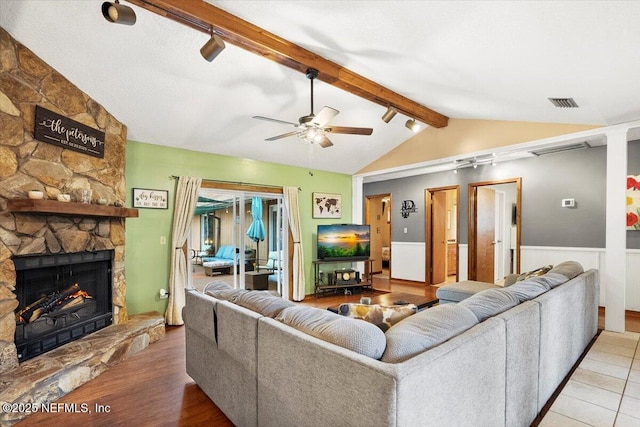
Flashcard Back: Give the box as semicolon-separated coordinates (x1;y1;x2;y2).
627;175;640;230
132;188;168;209
313;192;341;218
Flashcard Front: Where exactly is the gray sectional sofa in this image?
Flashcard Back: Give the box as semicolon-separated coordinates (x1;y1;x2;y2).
183;261;599;427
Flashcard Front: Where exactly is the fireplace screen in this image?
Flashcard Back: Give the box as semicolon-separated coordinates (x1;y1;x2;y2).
13;250;113;362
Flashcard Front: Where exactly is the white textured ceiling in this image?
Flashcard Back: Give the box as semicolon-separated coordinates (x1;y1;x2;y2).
2;1;640;174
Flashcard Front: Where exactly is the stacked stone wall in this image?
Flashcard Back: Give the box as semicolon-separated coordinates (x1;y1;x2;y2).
0;28;129;373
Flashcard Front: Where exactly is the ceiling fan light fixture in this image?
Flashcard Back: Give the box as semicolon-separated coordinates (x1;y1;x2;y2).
381;106;397;123
101;1;136;25
200;33;226;62
405;119;420;133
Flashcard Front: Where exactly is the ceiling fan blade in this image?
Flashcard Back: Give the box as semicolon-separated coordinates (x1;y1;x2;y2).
311;106;339;127
325;126;373;136
318;134;334;148
265;131;299;141
253;116;298;126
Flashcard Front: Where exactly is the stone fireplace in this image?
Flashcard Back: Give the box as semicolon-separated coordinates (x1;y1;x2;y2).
0;27;164;426
0;26;131;372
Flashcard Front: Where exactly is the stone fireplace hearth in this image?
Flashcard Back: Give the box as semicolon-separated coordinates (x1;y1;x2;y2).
0;26;164;426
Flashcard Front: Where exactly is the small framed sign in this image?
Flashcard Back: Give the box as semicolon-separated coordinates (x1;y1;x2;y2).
132;188;168;209
34;105;106;158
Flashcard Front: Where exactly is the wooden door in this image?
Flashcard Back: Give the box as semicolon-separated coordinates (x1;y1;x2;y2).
366;195;387;273
431;191;447;284
476;187;496;283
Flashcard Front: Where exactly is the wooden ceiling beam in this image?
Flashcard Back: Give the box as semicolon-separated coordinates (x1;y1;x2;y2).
126;0;449;128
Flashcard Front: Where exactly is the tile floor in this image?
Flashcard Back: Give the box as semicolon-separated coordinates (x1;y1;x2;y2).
540;330;640;427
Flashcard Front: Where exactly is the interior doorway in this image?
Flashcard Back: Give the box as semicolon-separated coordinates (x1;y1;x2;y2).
468;178;521;282
365;194;391;278
425;186;459;286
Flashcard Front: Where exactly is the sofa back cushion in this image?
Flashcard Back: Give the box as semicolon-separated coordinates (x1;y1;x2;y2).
502;278;551;303
222;245;236;260
337;303;417;330
381;304;479;363
204;280;247;302
236;291;295;318
276;306;386;359
548;261;584;281
458;288;520;322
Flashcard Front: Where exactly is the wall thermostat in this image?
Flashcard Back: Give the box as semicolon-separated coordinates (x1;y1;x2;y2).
561;198;576;208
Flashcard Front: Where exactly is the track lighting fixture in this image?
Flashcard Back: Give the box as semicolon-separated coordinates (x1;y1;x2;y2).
101;1;136;25
405;119;420;133
200;31;226;62
381;106;397;123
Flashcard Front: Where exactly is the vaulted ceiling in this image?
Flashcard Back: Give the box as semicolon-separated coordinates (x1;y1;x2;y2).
2;1;640;175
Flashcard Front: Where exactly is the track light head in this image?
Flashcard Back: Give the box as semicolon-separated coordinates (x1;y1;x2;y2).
200;33;226;62
381;106;397;123
102;1;136;25
405;119;420;133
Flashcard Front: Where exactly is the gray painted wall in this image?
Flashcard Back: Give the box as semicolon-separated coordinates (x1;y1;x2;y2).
364;144;625;248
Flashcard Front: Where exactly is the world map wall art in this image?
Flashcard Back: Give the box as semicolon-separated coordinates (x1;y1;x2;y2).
627;175;640;230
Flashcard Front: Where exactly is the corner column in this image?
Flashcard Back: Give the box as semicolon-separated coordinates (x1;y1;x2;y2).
604;129;627;332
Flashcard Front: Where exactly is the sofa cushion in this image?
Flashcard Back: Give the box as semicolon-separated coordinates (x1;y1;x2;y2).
337;303;417;330
436;280;498;303
235;291;295;318
381;304;479;363
204;280;247;302
548;261;584;281
458;288;520;322
502;278;550;302
222;246;235;260
215;246;226;258
276;306;386;359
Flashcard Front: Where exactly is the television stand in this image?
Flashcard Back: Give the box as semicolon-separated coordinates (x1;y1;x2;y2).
313;259;375;298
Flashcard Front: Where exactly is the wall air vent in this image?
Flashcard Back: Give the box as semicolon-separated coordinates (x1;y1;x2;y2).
548;97;579;108
529;141;591;156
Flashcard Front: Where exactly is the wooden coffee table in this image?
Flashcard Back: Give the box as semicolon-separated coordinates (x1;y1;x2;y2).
328;292;438;313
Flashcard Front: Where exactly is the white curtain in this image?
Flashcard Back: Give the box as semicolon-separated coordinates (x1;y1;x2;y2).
284;186;305;301
166;176;202;325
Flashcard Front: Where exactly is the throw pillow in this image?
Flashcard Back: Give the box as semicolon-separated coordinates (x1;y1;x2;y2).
516;265;553;282
276;306;386;359
458;288;520;322
381;304;479;363
337;303;417;330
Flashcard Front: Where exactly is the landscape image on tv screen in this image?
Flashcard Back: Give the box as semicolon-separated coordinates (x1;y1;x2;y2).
317;224;370;260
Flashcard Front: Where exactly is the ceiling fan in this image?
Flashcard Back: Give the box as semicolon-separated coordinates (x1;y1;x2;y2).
252;68;373;148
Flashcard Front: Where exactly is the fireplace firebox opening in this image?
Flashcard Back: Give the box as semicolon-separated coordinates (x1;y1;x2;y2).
13;250;114;362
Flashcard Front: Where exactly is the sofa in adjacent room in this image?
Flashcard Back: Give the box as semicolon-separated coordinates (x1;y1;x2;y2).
183;261;598;427
201;245;237;275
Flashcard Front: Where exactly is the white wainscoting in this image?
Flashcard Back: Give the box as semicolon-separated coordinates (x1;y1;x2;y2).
390;241;425;282
520;246;640;311
458;244;468;281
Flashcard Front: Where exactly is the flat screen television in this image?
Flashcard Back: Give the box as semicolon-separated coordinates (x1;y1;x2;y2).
317;224;371;261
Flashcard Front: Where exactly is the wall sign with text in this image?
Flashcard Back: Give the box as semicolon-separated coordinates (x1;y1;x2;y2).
34;106;105;158
132;188;168;209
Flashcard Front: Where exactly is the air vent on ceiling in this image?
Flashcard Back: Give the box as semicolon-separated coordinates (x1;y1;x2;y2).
529;141;591;156
548;97;579;108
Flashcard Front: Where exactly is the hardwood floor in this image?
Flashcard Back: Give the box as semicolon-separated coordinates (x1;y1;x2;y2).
14;276;638;426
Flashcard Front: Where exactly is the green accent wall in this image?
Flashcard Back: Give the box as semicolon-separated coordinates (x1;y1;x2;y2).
124;140;352;315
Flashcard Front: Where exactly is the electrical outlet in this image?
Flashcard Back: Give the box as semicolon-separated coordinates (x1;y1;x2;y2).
160;236;166;244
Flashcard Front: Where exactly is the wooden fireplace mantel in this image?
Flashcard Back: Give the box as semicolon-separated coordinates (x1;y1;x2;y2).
6;199;139;218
